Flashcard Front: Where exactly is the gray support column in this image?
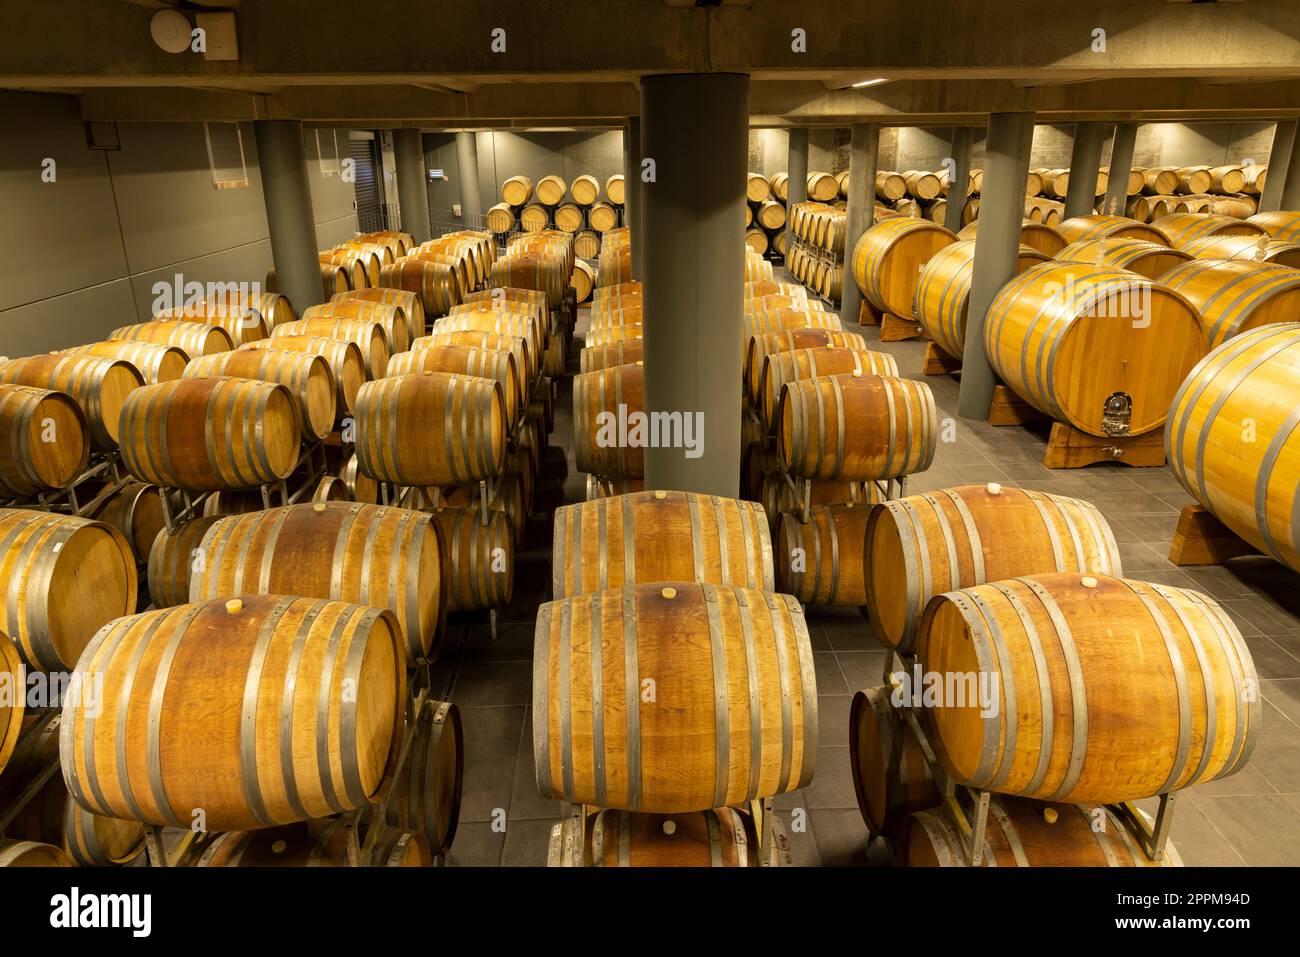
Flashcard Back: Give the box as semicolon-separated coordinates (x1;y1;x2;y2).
838;123;880;327
785;128;809;261
626;117;643;280
944;127;975;234
393;128;432;243
253;120;324;312
1101;122;1138;218
1259;120;1296;213
454;132;483;224
1064;122;1108;220
641;73;749;497
958;112;1036;420
1279;124;1300;212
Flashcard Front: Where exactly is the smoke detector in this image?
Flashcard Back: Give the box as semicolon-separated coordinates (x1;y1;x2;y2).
150;8;192;54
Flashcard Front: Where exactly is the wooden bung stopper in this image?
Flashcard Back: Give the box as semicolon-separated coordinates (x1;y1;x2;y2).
660;586;677;599
225;598;243;614
654;490;667;500
1081;576;1098;588
1042;808;1059;824
662;820;677;836
986;482;1002;495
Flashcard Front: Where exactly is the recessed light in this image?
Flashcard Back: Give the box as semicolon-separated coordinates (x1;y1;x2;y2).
851;78;888;89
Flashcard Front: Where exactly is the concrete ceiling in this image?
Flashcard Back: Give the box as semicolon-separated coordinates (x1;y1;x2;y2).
6;0;1300;126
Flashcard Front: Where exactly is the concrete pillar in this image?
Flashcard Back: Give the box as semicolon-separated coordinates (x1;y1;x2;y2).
958;112;1036;420
944;127;975;234
454;132;483;223
393;128;432;243
838;123;880;327
1101;123;1138;218
1259;120;1296;213
1279;123;1300;212
626;117;643;280
253;120;324;312
785;128;809;260
641;73;749;497
1064;122;1107;220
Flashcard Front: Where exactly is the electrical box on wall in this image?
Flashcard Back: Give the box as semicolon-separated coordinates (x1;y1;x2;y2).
429;169;446;181
195;12;240;61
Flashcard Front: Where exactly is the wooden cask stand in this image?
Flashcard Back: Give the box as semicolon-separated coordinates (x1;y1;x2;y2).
1168;504;1259;566
857;299;925;342
0;449;133;519
986;384;1045;427
870;646;1179;865
922;342;961;377
984;387;1166;470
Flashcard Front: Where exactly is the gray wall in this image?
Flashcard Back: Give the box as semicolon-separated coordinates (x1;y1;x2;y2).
425;129;626;221
1;91;359;356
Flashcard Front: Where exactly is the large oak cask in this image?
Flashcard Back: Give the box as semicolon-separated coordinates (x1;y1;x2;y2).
0;385;88;497
154;305;269;346
1053;237;1192;280
534;582;816;812
110;320;234;359
61;595;406;831
427;507;514;612
956;220;1068;257
6;769;146;866
191;503;445;665
1247;210;1300;243
1180;233;1300;268
118;377;301;491
184;349;335;440
573;362;644;478
415;330;533;389
1055;215;1171;246
243;337;363;417
983;262;1206;437
0;355;144;449
0;509;137;672
901;797;1183;867
1159;258;1300;348
1152;212;1266;249
849;686;939;835
501;175;533;206
1166;322;1300;572
552;491;773;599
384;698;463;855
758;347;899;432
272;318;390;380
385;345;521;426
146;515;222;608
353;372;506;488
851;218;957;319
864;484;1121;651
915;573;1257;804
777;373;937;481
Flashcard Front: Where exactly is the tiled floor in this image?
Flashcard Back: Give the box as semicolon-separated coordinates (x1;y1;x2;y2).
438;294;1300;867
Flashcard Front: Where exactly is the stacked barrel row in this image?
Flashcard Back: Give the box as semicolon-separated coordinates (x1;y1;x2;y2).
488;173;623;248
847;480;1258;866
540;489;808;866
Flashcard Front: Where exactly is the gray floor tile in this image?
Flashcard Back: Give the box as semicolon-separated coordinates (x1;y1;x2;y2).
501;817;555;867
801;746;858;810
459;705;525;823
1192;794;1300;866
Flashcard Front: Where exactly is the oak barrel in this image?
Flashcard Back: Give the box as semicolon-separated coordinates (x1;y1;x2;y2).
0;840;73;867
0;633;23;774
244;337;364;416
146;515;221;608
1180;233;1300;268
196;820;427;867
110;320;234;358
1053;237;1192;280
851;218;957;319
588;808;758;867
759;347;899;431
385;345;521;426
1247;210;1300;243
87;481;166;563
1152;212;1266;249
272;318;389;379
385;699;463;854
0;355;143;449
1159;258;1300;348
380;260;461;319
0;385;88;496
184;349;335;440
502;175;533;205
427;506;514;612
775;502;877;606
849;686;938;835
573;362;644;478
64;340;187;385
1055;215;1171;246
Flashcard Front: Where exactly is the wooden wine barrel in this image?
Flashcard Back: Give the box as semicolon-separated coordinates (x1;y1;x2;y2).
387;343;521;423
744;228;768;254
864;483;1122;651
385;699;463;854
487;203;516;233
0;509;136;672
520;204;550;233
118;377;301;491
0;385;88;497
536;174;568;206
570;174;601;206
0;840;73;867
587;807;758;867
580;340;644;374
759;347;899;431
0;355;142;450
983;262;1205;437
1174;166;1213;195
535;582;816;812
902;170;942;201
154;305;270;347
554;203;584;232
450;298;546;351
901;797;1183;867
273;318;389;380
777;373;937;482
196;820;427;867
354;372;505;488
1142;167;1180;196
427;507;514;612
573;362;644;477
1053;237;1192;280
851;218;957;318
1166;322;1300;572
184;349;335;441
916;572;1257;803
501;175;533;205
1247;210;1300;242
85;481;165;563
570;258;596;304
1055;215;1171;246
574;229;601;260
746;172;772;203
0;633;23;774
744;329;873;406
303;300;410;355
62;594;405;830
146;515;220;608
1152;212;1266;249
1125;195;1152;222
110;320;233;359
849;686;938;835
875;171;907;202
332;287;427;339
588;202;619;232
489;257;566;311
243;337;364;417
1181;233;1300;268
605;174;626;205
63;340;187;385
915;241;1052;360
552;490;773;599
744;308;839;340
380;260;461;319
807;171;839;202
192;502;444;665
6;767;146;866
1160;258;1300;348
775;502;875;606
337;453;377;506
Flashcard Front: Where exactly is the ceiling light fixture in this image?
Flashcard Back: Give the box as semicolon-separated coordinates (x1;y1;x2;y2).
851;78;888;89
